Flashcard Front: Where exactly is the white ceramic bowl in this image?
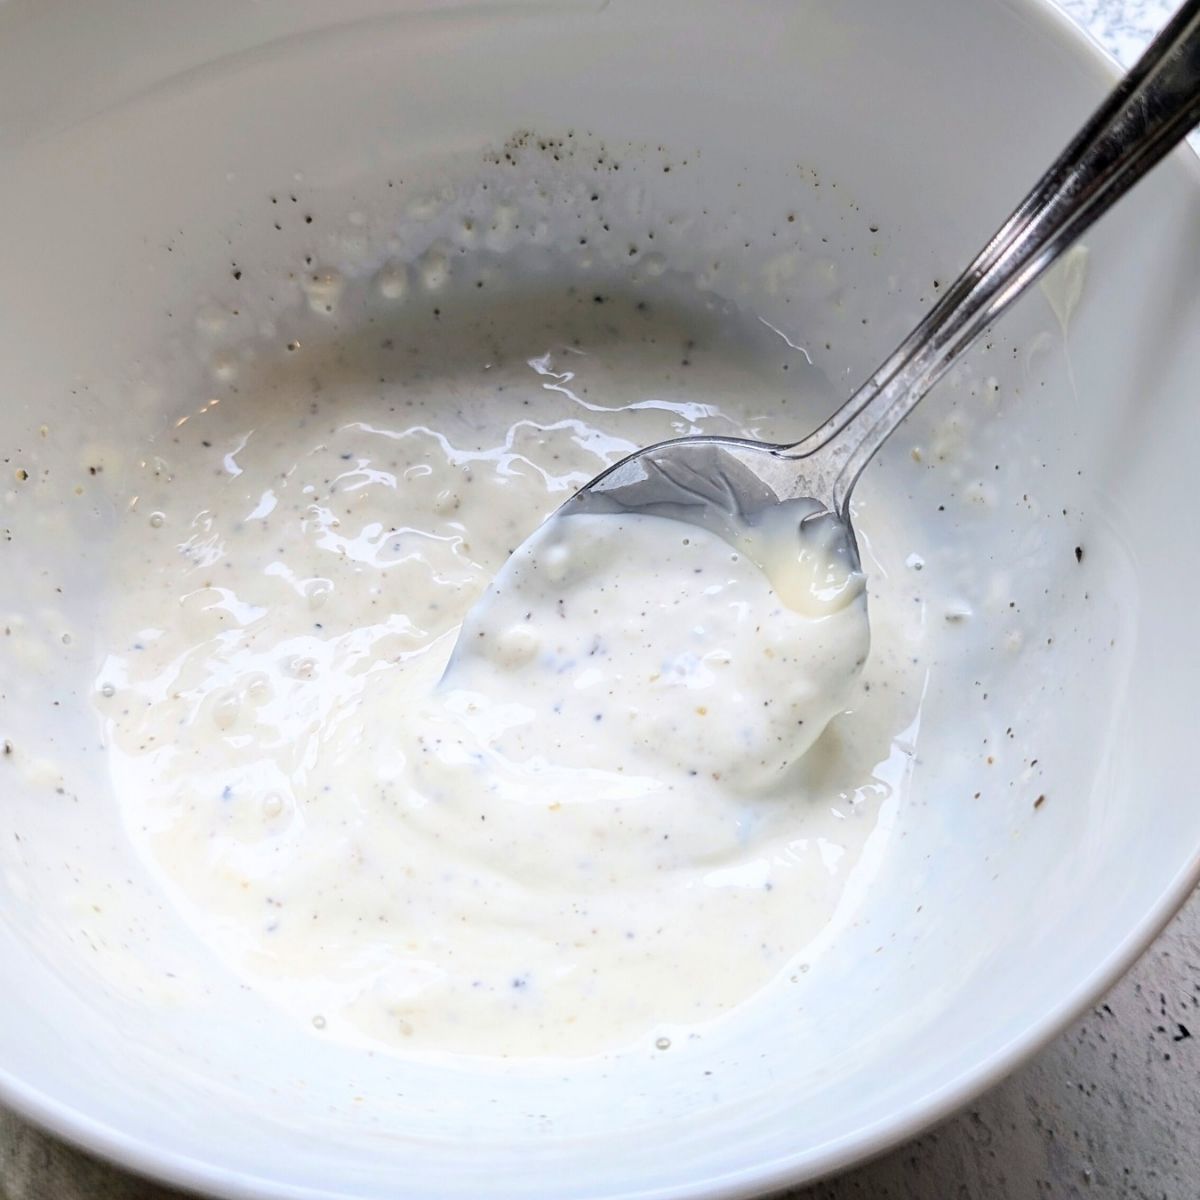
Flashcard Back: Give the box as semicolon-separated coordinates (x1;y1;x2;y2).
1;1;1198;1196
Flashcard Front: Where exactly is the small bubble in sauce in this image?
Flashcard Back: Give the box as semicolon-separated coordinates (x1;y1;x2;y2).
493;625;539;668
417;243;452;292
246;673;272;705
195;307;228;337
301;268;345;316
148;511;166;529
377;263;410;301
304;579;333;611
433;489;461;516
639;252;667;279
655;1036;671;1051
212;692;241;731
312;1014;327;1030
543;543;572;584
211;354;238;383
289;656;317;681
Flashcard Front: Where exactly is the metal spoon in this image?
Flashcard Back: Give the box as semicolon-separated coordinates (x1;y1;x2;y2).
555;1;1200;565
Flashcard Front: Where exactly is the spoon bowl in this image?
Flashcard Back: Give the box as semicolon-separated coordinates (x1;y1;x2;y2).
560;435;864;571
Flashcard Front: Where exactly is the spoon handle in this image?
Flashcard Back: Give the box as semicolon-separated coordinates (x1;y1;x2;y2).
796;0;1200;517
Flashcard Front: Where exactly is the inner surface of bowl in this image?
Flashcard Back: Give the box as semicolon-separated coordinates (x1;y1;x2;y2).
1;1;1198;1196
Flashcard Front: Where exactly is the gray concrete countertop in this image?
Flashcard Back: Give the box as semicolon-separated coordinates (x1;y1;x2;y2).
1058;0;1174;62
1;2;1194;1198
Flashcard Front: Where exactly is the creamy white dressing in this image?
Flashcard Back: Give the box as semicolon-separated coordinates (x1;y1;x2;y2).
445;503;869;790
94;283;927;1058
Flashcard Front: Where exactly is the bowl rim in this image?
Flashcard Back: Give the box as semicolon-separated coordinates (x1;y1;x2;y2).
2;2;1199;1197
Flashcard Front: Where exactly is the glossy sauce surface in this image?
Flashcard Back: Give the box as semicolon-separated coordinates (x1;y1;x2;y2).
96;283;928;1057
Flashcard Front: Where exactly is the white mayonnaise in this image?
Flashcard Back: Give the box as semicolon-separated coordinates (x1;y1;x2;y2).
94;281;927;1058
